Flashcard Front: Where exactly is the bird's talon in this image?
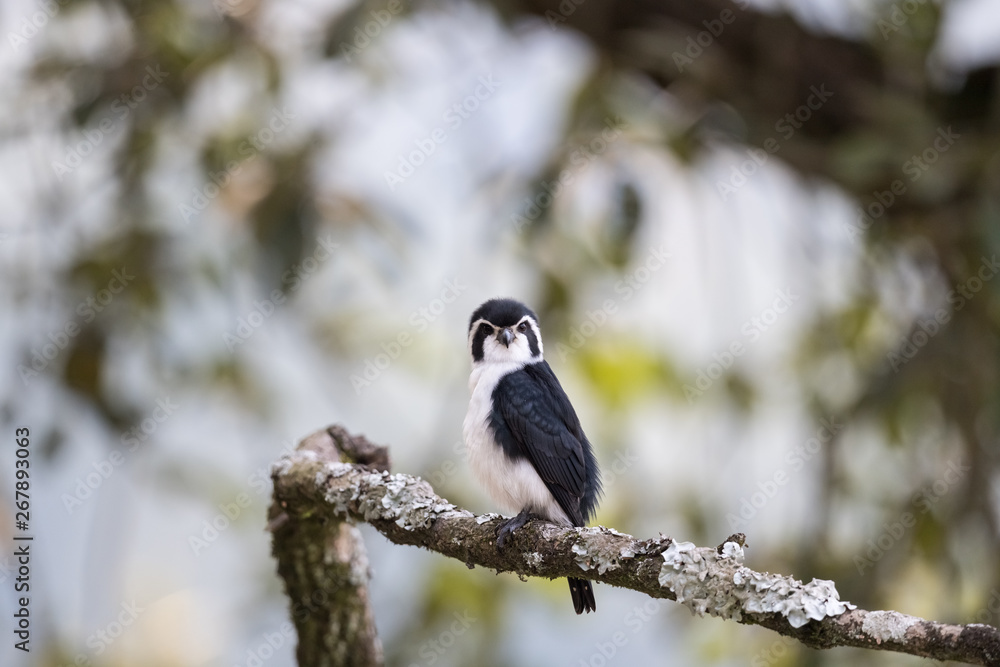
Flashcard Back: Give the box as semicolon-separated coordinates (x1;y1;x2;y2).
495;509;533;550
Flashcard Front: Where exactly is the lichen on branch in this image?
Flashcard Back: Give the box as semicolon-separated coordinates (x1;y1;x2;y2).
270;427;1000;667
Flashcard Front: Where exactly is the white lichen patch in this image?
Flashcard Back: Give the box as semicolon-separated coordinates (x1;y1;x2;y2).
326;461;353;476
571;543;592;571
313;466;473;531
734;570;853;628
660;541;855;628
719;541;745;562
315;462;353;489
382;474;409;506
271;449;319;475
571;531;622;574
376;475;465;530
661;540;698;565
272;458;293;476
861;610;919;644
476;513;501;524
524;552;543;568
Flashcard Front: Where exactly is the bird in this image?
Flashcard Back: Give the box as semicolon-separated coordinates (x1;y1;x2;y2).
462;297;602;614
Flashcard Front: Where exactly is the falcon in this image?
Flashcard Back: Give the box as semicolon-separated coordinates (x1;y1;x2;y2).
463;298;602;613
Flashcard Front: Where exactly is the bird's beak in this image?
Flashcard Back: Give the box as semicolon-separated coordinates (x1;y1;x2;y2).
497;327;514;347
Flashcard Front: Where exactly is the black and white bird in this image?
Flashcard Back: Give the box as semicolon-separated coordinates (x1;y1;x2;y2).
463;297;602;614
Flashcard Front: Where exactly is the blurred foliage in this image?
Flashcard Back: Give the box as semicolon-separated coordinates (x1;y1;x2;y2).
9;0;1000;665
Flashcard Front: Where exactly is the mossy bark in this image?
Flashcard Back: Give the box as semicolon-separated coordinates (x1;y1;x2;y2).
268;428;387;667
270;426;1000;666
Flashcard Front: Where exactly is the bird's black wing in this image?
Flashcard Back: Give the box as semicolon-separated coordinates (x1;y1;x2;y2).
489;361;589;525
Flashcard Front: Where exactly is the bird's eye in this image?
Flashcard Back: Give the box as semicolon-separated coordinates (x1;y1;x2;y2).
517;322;528;333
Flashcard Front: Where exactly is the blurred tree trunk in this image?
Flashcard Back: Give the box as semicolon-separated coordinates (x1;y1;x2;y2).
268;429;390;667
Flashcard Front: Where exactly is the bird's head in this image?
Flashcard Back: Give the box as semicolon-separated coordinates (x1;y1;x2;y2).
468;298;543;366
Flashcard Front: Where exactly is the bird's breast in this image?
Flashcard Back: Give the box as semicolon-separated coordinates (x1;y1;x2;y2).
463;363;571;524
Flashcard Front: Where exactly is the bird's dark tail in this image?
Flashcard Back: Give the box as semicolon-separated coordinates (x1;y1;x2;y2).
569;577;596;614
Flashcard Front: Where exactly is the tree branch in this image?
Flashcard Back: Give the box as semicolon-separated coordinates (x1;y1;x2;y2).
270;427;1000;666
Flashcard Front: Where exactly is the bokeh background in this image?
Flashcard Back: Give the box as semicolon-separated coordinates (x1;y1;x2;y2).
2;0;1000;665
